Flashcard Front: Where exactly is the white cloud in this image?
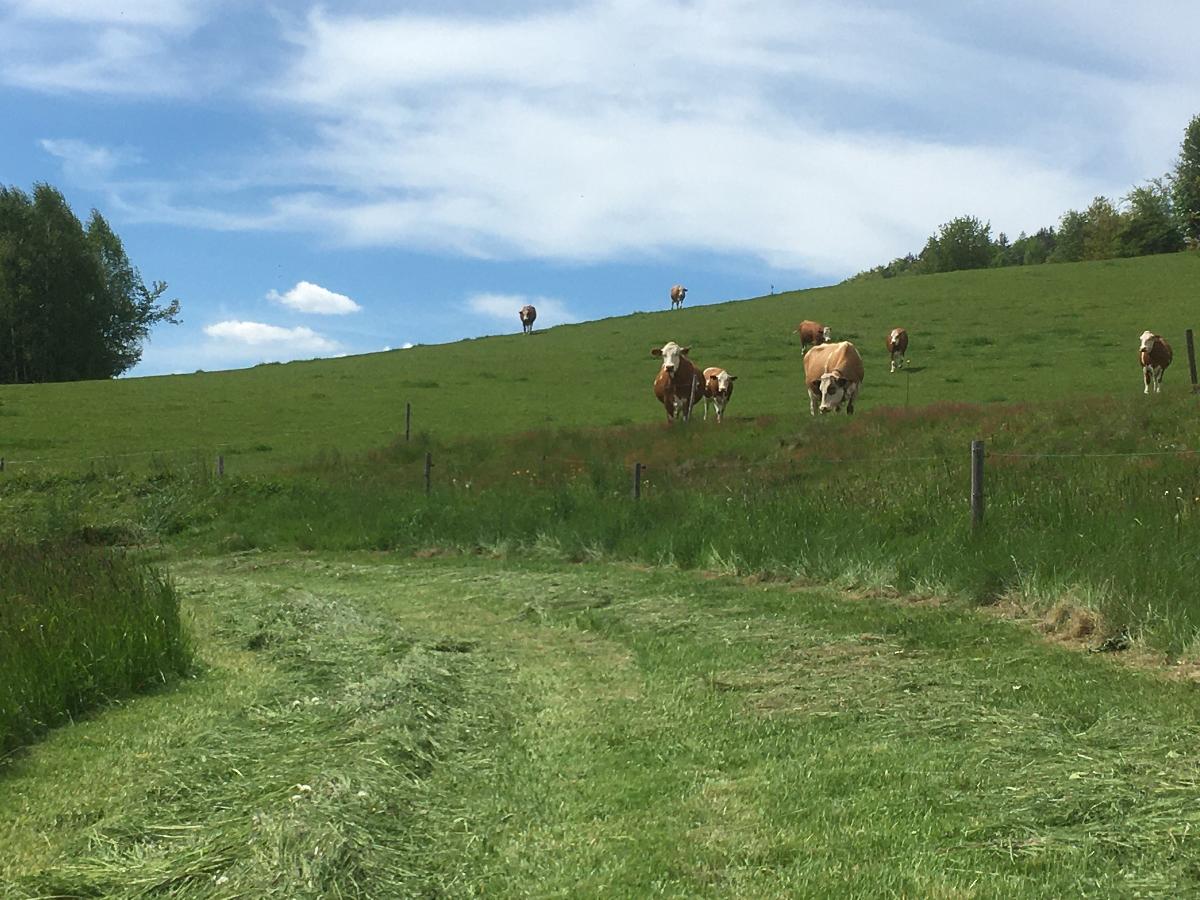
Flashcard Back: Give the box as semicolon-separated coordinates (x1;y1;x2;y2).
245;0;1192;274
20;0;1200;278
0;0;221;95
467;293;578;331
203;320;339;353
39;138;141;181
267;281;361;315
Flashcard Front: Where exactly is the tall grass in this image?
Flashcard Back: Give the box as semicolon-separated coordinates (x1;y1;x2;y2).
0;540;191;754
196;447;1200;652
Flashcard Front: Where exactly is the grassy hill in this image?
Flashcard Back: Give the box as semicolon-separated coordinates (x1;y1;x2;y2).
1;252;1197;473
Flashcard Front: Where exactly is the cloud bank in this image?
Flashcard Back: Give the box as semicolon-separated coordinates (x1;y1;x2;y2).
16;1;1200;279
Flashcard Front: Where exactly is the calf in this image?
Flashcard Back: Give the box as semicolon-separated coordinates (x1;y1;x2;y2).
670;284;687;310
519;304;537;335
803;341;864;415
795;319;831;352
1139;330;1172;394
886;327;909;373
651;341;704;423
702;367;737;423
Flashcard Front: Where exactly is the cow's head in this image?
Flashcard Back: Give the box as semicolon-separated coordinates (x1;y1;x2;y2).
1139;331;1157;352
821;326;832;343
715;371;736;395
818;370;851;413
651;341;689;374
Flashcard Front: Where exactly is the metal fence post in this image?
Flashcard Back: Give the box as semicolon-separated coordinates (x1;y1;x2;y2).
405;402;412;440
970;440;985;529
1186;329;1198;393
424;451;433;495
632;461;642;500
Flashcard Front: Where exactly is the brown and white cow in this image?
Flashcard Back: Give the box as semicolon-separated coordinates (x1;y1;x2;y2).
651;341;704;423
804;341;864;415
670;284;688;310
519;304;537;335
1139;330;1172;394
886;327;909;373
795;319;831;352
702;367;737;423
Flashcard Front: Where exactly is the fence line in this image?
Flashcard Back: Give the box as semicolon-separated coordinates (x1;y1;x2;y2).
0;414;402;468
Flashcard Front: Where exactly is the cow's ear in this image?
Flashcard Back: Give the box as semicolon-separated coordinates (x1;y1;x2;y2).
729;375;738;381
651;348;663;357
681;346;691;355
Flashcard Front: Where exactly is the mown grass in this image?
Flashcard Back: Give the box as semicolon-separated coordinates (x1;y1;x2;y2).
0;540;191;755
9;554;1200;896
0;252;1196;473
0;555;511;898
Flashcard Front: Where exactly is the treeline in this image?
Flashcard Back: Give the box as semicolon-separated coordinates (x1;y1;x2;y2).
0;183;179;384
847;113;1200;282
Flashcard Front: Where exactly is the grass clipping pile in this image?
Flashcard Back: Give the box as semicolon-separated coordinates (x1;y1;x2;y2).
13;573;508;898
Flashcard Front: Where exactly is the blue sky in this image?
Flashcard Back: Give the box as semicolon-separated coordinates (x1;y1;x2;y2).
2;0;1197;376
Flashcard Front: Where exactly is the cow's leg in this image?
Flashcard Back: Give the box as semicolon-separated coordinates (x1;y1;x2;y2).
1144;366;1152;394
890;352;896;374
808;389;819;416
846;383;859;415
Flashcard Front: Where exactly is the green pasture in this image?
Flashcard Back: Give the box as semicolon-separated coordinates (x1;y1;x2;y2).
6;554;1200;897
1;253;1197;473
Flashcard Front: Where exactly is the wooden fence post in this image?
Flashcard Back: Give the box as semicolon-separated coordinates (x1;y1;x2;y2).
405;402;412;440
424;451;433;495
970;440;985;529
0;457;5;473
217;454;224;478
1186;329;1198;393
632;461;643;500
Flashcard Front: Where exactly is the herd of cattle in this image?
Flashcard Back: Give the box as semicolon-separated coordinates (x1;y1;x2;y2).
514;289;1177;424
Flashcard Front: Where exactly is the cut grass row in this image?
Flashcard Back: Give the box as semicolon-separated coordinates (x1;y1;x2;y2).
7;554;1200;896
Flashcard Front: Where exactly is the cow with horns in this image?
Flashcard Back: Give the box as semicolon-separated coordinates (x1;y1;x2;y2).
651;341;704;423
519;304;537;335
1139;330;1172;394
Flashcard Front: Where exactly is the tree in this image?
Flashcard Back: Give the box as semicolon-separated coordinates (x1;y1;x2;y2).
1117;179;1184;257
0;183;178;383
1081;196;1123;261
918;215;994;274
1050;209;1086;263
1172;113;1200;246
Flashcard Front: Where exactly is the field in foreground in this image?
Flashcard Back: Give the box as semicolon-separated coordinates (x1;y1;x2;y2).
5;553;1200;898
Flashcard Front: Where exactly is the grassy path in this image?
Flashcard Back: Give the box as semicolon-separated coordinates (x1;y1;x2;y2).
4;553;1200;897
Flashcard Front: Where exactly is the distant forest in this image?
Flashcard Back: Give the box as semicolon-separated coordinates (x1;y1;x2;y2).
846;113;1200;283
